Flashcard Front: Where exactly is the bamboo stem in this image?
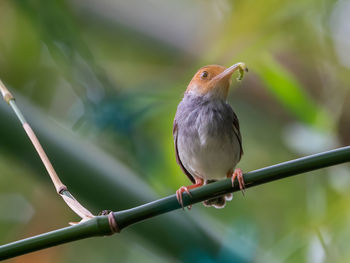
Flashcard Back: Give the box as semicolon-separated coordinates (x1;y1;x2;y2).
112;146;350;229
1;146;349;260
0;80;94;220
22;122;66;193
0;216;111;260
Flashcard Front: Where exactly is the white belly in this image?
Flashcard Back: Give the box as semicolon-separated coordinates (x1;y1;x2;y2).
178;131;240;180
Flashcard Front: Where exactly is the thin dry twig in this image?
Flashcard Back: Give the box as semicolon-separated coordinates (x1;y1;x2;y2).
0;79;94;222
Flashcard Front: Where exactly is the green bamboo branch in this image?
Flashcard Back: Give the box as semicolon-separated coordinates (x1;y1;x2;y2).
0;91;223;260
1;146;350;260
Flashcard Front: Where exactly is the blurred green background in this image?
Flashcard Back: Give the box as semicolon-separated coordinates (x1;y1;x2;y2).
1;0;350;262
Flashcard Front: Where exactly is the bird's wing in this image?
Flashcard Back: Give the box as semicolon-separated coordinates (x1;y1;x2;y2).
232;110;243;161
173;120;195;183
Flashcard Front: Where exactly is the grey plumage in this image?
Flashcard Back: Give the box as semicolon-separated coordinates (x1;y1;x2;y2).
173;93;243;208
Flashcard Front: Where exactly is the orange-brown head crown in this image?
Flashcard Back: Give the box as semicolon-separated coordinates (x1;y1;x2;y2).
186;63;247;100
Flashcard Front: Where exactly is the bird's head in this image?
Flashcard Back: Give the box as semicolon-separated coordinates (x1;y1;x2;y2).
186;63;248;100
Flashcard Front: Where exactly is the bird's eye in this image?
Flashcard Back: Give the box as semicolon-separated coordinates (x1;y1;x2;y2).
200;71;208;79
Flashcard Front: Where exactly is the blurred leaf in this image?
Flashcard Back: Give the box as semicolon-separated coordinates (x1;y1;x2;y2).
256;53;332;130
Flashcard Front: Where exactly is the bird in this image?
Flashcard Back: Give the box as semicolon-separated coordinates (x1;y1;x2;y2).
173;63;248;209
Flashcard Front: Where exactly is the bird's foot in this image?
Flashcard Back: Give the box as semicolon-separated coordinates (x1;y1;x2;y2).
176;186;192;210
231;168;245;195
176;179;204;210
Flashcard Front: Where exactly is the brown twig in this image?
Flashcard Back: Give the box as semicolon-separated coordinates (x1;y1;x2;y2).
0;79;94;221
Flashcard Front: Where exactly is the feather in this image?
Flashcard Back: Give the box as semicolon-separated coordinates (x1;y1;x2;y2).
232;110;243;161
173;121;195;183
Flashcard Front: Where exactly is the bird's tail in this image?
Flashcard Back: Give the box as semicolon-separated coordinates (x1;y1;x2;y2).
202;180;232;209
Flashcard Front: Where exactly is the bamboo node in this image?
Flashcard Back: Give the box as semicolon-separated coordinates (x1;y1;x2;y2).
0;80;15;104
58;185;68;194
108;212;120;234
4;93;14;104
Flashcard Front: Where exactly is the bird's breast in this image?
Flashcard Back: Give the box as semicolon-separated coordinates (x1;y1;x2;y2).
175;95;241;180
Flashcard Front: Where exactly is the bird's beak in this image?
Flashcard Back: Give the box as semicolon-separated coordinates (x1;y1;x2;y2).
210;62;248;87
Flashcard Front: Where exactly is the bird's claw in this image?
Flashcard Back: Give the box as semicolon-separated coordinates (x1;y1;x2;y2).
176;186;192;210
231;168;245;195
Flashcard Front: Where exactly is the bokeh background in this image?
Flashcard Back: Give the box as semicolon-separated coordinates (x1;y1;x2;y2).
1;0;350;262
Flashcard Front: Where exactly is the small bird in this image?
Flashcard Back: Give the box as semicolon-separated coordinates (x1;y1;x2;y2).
173;63;248;209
